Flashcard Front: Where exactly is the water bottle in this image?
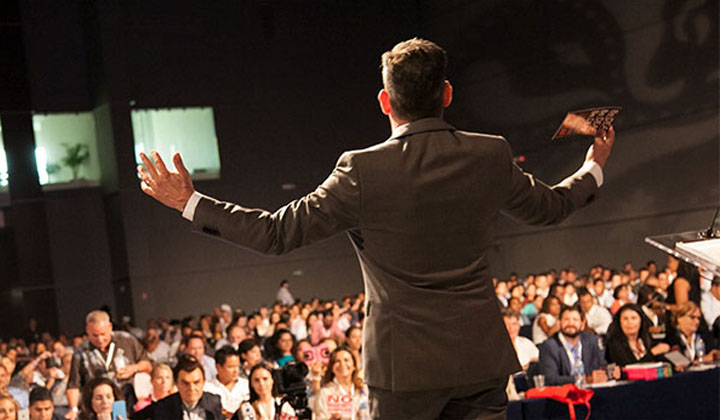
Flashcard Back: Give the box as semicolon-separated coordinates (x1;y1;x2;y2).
574;359;585;387
695;336;705;363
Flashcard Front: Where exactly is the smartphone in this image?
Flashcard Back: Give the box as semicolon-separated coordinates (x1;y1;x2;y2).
112;401;127;420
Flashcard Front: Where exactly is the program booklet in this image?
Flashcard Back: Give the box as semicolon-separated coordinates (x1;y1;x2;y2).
552;106;622;139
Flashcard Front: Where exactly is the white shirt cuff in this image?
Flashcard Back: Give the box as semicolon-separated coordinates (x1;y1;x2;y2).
576;161;604;188
182;191;206;221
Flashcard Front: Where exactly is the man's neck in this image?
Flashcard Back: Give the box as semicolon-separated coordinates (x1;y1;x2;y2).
335;376;353;389
220;376;237;389
561;333;580;347
182;397;200;410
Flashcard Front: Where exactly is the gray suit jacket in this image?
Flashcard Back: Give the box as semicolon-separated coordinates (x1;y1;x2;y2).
192;118;598;391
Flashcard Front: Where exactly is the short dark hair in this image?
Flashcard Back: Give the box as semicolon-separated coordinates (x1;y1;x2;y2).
29;386;53;406
215;345;239;366
173;353;204;381
280;280;289;287
182;333;205;348
577;287;592;299
238;338;259;357
381;38;447;121
501;308;520;319
560;305;585;321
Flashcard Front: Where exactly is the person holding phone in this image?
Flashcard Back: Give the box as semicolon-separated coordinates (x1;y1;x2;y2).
78;377;124;420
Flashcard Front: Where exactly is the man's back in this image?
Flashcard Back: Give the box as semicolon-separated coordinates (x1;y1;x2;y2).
342;118;596;391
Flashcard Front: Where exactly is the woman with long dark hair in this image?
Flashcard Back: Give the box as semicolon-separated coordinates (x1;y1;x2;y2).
605;304;670;366
78;377;125;420
234;363;296;420
264;329;296;368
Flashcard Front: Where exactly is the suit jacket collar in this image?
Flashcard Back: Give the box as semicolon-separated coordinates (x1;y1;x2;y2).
389;117;455;140
552;332;592;375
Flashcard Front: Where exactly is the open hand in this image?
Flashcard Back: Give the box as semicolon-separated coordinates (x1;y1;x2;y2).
137;151;195;212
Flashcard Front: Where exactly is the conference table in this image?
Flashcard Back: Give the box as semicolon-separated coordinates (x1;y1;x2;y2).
507;366;720;419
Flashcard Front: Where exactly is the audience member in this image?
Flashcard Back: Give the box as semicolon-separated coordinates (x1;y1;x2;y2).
215;326;247;352
67;311;151;419
604;304;670;366
344;327;363;372
29;387;63;420
0;394;19;420
532;296;561;344
183;334;218;382
313;348;369;420
234;363;296;420
204;346;249;417
78;377;124;420
277;280;295;306
578;288;612;335
237;340;263;381
265;330;296;369
666;258;702;309
610;284;631;315
132;364;175;412
502;309;538;370
538;306;607;385
143;327;171;365
133;355;222;420
309;311;344;346
664;302;718;364
700;275;720;328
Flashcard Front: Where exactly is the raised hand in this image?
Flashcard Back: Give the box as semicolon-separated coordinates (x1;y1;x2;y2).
585;126;615;168
137;151;195;212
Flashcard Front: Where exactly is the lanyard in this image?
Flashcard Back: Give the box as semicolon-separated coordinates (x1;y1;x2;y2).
94;342;115;371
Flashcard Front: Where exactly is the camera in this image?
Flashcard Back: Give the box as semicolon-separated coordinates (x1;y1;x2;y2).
273;361;310;419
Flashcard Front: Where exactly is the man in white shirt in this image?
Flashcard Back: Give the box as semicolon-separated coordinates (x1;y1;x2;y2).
276;280;295;305
204;346;249;417
591;278;614;309
578;288;612;335
701;275;720;328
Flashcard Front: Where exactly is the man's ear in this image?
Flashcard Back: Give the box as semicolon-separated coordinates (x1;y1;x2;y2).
378;89;392;115
443;80;453;108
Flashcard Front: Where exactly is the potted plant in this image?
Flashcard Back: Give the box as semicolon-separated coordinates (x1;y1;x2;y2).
61;143;90;181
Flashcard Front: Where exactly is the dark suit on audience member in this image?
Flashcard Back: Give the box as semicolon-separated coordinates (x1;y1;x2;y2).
188;118;599;416
539;332;605;385
132;392;223;420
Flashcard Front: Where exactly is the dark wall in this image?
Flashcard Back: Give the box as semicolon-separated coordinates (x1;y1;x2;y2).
0;0;717;332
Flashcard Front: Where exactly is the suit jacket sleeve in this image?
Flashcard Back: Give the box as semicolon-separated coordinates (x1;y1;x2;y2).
192;152;361;255
501;141;598;226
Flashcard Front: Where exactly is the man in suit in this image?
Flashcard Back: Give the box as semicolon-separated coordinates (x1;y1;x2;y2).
539;306;608;386
133;354;223;420
138;38;615;419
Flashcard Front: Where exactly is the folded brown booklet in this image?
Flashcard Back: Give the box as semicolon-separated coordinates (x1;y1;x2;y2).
552;106;621;139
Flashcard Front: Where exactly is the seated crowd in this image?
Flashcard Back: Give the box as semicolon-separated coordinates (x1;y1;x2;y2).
500;256;720;399
1;255;719;418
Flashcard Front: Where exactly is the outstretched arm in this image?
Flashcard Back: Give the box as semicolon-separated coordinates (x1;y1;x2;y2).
137;150;361;256
503;127;615;226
